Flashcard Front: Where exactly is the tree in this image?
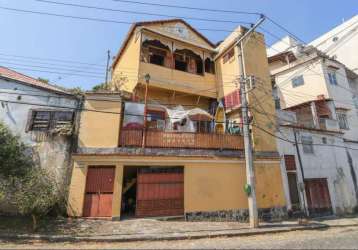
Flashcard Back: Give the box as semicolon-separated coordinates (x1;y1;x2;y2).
0;122;33;177
92;72;128;92
37;77;49;84
0;122;58;231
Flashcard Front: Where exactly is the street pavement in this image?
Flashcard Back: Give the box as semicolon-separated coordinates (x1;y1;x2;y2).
1;224;358;249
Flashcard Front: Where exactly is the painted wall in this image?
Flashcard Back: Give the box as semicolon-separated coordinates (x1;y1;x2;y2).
276;126;358;214
272;58;330;109
0;78;78;205
67;156;286;218
309;15;358;72
112;30;141;93
78;94;122;148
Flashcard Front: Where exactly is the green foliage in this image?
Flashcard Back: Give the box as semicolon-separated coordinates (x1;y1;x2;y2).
67;86;84;95
37;77;49;84
0;122;58;227
92;82;108;91
0;123;33;177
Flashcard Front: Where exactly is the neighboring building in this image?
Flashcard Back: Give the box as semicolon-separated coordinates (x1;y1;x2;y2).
309;15;358;73
67;19;287;220
0;66;79;203
276;104;358;216
270;47;358;142
268;42;358;215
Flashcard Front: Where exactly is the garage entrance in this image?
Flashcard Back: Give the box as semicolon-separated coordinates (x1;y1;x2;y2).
83;166;115;217
305;178;333;216
121;166;184;218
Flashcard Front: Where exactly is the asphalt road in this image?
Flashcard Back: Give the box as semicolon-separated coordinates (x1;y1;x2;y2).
1;225;358;249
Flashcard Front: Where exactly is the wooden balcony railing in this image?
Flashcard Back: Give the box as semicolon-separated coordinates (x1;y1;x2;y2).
120;129;244;150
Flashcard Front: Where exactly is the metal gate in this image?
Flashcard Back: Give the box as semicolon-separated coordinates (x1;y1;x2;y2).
305;178;333;216
136;168;184;217
83;166;115;217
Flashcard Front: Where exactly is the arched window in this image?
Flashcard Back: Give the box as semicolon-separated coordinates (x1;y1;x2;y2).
205;58;215;74
141;40;171;67
173;49;203;75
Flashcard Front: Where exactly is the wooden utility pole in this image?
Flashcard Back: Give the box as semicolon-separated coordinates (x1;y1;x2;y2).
235;15;265;228
142;73;151;148
105;50;111;88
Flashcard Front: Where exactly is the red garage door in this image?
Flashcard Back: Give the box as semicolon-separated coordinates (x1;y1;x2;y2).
136;168;184;217
83;167;115;217
305;178;333;216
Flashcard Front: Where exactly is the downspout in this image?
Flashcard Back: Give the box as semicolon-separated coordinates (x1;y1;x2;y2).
293;129;309;217
346;148;358;208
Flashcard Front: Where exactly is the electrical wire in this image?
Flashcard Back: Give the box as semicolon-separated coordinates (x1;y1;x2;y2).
34;0;253;25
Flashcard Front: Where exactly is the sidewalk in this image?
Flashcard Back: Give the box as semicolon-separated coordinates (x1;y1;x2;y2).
0;216;357;243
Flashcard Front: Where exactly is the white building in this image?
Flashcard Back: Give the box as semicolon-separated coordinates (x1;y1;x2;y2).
0;66;79;209
309;15;358;73
268;43;358;216
276;107;358;216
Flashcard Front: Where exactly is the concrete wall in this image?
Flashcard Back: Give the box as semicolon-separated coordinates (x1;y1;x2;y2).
0;78;78;202
112;30;141;93
309;15;358;72
78;94;122;148
67;156;286;218
276;126;358;214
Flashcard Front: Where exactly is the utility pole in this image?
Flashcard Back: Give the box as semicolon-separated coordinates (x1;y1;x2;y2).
293;129;309;217
105;50;111;88
235;15;265;228
142;73;150;148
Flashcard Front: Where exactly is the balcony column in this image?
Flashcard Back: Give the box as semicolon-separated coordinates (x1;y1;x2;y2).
310;101;320;129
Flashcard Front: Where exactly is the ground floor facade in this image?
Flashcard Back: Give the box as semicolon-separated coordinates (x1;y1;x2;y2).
67;154;286;221
277;126;358;217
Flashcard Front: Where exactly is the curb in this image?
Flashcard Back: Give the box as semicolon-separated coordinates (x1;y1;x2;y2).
0;223;329;243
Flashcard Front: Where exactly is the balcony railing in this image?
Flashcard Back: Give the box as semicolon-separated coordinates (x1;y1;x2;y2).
120;129;244;150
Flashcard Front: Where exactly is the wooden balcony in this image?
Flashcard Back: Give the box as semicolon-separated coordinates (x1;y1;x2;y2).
120;129;244;150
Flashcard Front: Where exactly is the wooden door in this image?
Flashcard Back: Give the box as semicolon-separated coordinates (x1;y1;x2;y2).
83;167;115;217
305;178;333;216
136;168;184;217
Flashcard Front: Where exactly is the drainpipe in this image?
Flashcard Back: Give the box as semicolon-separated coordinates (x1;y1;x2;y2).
293;129;309;217
310;101;320;129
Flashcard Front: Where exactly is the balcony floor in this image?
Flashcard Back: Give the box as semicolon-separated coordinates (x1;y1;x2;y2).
76;147;244;158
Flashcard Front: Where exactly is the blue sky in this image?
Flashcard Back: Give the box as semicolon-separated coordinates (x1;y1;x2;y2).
0;0;357;90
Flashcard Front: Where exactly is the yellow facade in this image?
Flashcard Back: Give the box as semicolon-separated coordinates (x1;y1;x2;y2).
67;19;287;220
68;156;285;218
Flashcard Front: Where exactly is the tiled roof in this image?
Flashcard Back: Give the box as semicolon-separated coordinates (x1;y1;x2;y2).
0;66;70;95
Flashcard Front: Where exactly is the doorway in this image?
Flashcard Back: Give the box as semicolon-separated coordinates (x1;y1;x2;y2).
121;166;184;218
83;166;115;217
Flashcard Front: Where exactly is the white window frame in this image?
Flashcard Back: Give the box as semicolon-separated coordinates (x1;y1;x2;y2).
301;135;314;154
291;75;304;88
337;112;349;130
328;70;338;85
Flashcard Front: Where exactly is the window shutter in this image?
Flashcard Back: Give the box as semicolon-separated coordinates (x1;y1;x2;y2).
25;109;35;132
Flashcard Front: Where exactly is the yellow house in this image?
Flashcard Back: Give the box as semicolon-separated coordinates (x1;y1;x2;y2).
67;19;286;220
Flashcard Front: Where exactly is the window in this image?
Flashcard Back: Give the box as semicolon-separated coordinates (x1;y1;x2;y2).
301;135;314;154
174;53;187;72
204;58;215;74
223;48;234;64
149;47;166;66
147;109;166;130
274;98;281;110
337;112;349;129
27;110;74;132
353;95;358;109
328;71;338;85
194;120;211;133
291;75;304;88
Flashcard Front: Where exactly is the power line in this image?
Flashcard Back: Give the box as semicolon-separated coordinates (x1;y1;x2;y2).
0;61;105;76
110;0;261;16
0;6;244;34
252;123;358;151
0;52;106;67
34;0;253;25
